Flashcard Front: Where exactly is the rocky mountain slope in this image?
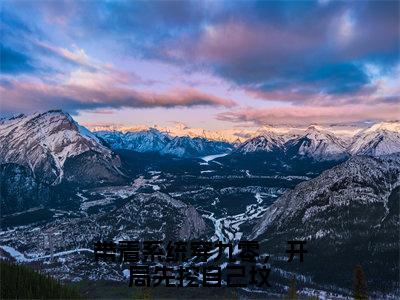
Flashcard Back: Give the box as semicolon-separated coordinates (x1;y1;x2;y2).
0;110;124;186
0;110;126;214
0;163;50;214
348;122;400;156
89;122;356;144
249;154;400;294
1;192;209;255
284;125;350;161
92;121;400;159
235;125;351;160
95;121;400;161
217;125;353;176
234;133;284;154
95;129;170;153
90;122;296;143
160;136;232;157
0;191;210;281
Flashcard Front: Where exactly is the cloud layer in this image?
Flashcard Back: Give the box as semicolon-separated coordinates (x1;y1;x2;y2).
0;78;234;115
217;104;400;126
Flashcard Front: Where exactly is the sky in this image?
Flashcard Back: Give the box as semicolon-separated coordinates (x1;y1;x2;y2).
1;0;399;130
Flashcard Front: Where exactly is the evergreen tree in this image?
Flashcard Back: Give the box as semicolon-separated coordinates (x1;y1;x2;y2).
353;265;368;300
285;276;298;300
133;286;152;299
0;260;82;299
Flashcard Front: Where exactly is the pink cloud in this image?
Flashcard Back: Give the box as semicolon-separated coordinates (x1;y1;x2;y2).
244;83;380;106
0;79;235;115
216;104;400;126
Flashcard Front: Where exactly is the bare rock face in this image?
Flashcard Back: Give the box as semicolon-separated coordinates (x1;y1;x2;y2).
63;150;124;186
178;205;210;240
249;154;400;295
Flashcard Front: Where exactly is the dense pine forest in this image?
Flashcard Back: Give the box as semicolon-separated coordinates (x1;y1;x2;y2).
0;261;81;299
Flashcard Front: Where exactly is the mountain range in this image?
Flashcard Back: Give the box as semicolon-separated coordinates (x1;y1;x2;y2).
95;129;233;158
233;123;400;160
1;110;399;213
88;122;362;144
94;120;400;161
1;109;399;297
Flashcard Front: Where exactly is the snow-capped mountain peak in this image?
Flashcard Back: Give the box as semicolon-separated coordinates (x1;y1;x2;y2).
235;133;284;154
231;121;400;160
0;110;123;185
95;128;172;153
95;129;232;158
363;121;400;133
348;121;400;156
284;125;349;160
305;124;327;134
160;136;232;157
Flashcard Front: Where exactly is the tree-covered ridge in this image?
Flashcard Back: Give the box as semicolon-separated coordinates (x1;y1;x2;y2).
0;261;81;299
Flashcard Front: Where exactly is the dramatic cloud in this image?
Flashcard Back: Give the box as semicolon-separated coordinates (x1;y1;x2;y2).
152;1;399;107
1;0;399;126
0;78;235;115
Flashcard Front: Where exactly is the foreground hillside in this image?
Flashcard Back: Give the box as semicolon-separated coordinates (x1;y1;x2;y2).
0;260;81;299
